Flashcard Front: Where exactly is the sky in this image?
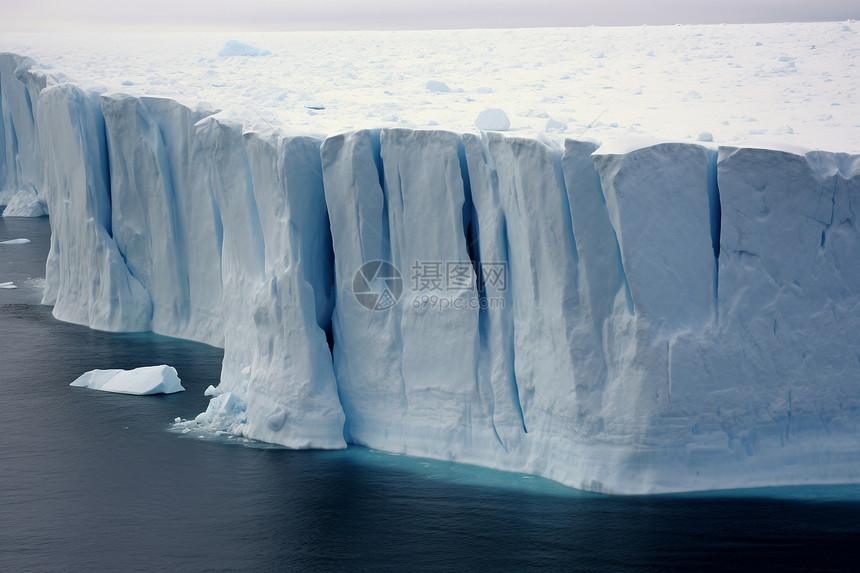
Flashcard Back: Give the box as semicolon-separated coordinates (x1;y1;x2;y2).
0;0;857;32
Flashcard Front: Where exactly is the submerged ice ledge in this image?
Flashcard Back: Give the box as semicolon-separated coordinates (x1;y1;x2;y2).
2;52;860;494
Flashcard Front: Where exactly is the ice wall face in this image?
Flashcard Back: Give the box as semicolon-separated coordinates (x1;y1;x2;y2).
101;94;224;346
462;134;619;484
192;120;344;448
0;55;344;450
593;143;718;335
662;147;860;489
322;129;495;459
3;51;860;493
37;83;152;331
0;55;151;326
99;98;345;448
0;54;48;215
324;131;860;492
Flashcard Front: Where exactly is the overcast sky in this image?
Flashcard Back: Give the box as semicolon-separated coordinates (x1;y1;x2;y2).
1;0;857;32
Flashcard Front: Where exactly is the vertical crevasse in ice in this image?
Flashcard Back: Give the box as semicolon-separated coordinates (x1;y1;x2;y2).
322;129;492;460
463;134;611;480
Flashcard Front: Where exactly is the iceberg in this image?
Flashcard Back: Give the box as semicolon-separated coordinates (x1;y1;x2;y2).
2;47;859;493
70;365;184;395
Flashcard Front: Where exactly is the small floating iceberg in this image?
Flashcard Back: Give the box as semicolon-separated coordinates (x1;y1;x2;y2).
70;365;184;395
0;238;31;245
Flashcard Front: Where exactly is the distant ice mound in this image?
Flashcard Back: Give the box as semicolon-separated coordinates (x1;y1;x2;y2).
70;365;184;395
475;108;510;131
545;118;568;133
2;189;47;217
218;40;270;57
425;80;452;93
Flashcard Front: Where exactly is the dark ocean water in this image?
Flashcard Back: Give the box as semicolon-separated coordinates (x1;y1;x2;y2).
2;216;860;572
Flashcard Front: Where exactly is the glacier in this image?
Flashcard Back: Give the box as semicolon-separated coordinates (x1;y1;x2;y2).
2;50;859;494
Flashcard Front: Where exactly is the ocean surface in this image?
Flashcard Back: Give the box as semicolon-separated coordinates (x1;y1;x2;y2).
1;216;859;572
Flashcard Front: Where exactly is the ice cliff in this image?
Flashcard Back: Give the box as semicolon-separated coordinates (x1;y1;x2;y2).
2;52;859;493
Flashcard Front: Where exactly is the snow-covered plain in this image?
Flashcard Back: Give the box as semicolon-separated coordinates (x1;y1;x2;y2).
1;22;860;494
1;22;858;150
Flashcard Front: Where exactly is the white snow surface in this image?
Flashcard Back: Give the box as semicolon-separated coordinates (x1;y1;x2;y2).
1;22;858;151
1;22;860;494
70;365;184;395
